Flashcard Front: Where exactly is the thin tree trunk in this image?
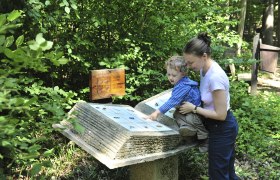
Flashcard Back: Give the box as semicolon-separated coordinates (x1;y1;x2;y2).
277;0;280;47
262;0;274;45
237;0;247;56
225;0;236;76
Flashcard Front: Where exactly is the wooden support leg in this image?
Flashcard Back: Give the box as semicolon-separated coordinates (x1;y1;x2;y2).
129;155;178;180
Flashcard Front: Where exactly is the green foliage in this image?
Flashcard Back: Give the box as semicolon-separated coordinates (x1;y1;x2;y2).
230;81;280;179
0;11;77;178
1;1;278;179
178;149;208;179
20;0;242;104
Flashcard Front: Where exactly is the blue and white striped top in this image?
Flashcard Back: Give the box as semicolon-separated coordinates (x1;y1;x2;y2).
159;77;201;114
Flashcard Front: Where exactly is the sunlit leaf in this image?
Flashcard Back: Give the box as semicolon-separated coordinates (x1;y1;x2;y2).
43;148;54;157
45;0;51;6
57;58;68;65
7;10;22;22
35;33;46;45
71;4;77;10
28;40;40;51
1;140;11;147
4;36;14;47
16;35;24;47
65;7;70;14
63;0;69;6
41;41;53;51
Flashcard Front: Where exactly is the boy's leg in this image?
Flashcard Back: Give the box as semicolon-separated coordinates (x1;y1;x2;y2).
173;111;196;136
191;114;208;140
186;114;209;152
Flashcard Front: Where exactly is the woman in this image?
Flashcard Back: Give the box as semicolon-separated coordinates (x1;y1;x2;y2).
179;33;239;180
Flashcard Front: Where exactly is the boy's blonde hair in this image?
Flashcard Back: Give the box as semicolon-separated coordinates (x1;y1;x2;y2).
165;56;187;72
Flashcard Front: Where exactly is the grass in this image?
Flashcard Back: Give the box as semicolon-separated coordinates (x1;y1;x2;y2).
44;138;128;180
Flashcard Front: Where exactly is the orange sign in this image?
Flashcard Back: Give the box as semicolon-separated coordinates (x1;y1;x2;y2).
90;69;125;100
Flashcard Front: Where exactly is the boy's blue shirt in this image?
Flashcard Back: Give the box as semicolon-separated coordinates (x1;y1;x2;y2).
159;76;201;114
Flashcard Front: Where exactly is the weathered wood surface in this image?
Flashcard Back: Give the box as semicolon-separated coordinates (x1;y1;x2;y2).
54;101;197;169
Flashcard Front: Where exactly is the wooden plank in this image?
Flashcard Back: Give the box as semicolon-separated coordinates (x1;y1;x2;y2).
260;43;280;51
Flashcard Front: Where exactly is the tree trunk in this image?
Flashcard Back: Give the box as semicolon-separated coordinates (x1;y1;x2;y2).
262;0;274;45
277;0;280;47
236;0;247;56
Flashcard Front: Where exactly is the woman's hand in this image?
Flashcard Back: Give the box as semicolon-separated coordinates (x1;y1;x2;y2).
179;102;195;114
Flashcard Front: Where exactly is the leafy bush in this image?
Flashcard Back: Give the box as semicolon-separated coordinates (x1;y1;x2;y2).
0;11;77;178
230;81;280;179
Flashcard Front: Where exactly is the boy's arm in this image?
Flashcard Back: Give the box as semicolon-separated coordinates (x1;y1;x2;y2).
159;85;191;114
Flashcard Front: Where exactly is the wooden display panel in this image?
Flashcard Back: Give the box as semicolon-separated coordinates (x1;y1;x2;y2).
90;69;125;100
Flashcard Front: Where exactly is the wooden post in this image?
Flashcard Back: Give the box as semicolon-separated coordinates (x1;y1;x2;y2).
251;33;260;95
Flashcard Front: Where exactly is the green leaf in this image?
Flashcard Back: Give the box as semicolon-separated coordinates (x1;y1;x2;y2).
70;4;78;10
30;163;42;176
0;116;6;122
20;152;40;160
63;0;69;6
28;40;40;51
16;35;24;47
28;144;41;152
55;51;64;59
35;33;46;45
41;160;52;167
4;36;14;47
1;140;11;147
57;58;68;65
7;10;22;22
0;24;22;34
43;148;54;157
24;97;38;106
3;48;14;59
0;14;6;27
65;7;70;14
40;41;53;51
45;0;51;6
0;35;5;46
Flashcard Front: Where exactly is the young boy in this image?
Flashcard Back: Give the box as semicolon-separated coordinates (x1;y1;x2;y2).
147;56;208;152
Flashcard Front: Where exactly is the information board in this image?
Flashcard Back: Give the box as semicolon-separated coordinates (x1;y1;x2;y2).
89;104;172;132
90;69;125;100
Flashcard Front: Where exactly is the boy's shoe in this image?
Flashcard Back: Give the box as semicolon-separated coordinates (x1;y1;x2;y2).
179;125;196;137
198;138;209;153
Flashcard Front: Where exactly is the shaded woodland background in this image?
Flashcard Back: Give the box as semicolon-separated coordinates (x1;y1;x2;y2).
0;0;279;179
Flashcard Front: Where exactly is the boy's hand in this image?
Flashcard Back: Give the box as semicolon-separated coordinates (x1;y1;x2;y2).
144;110;161;121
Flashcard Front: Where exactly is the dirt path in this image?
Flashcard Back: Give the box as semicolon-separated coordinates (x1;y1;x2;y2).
257;63;280;94
237;62;280;94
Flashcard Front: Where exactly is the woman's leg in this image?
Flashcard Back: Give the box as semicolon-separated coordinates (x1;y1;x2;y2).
207;111;238;179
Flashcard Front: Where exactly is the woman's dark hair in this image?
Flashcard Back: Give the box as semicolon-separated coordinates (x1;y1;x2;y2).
183;32;212;56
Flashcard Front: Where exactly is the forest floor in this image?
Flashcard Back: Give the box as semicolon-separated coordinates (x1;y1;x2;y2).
257;65;280;94
235;60;280;179
237;61;280;95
